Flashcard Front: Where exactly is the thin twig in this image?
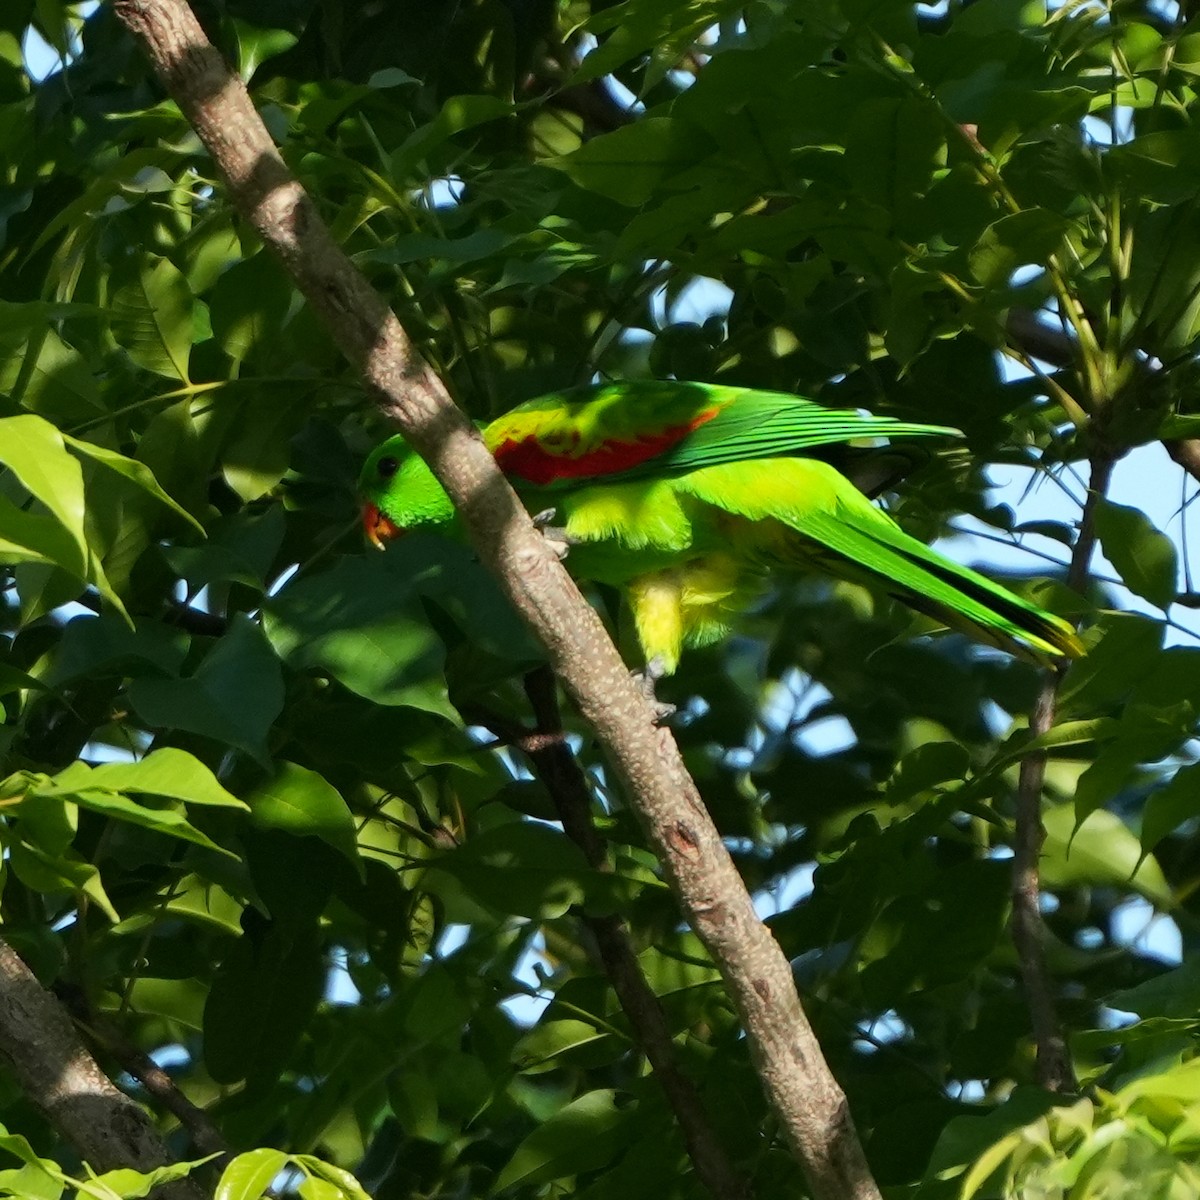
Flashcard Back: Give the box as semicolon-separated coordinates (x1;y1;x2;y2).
1012;453;1113;1093
1005;309;1200;489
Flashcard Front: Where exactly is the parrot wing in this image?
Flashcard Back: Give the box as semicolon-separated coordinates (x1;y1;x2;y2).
680;459;1083;660
485;381;959;490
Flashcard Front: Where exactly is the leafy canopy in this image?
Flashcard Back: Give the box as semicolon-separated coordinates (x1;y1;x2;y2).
0;0;1198;1197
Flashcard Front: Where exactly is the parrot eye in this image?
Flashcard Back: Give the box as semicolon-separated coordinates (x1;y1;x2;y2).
377;456;399;479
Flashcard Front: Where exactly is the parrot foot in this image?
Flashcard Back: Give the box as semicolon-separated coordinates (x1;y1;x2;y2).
633;656;676;722
531;508;578;560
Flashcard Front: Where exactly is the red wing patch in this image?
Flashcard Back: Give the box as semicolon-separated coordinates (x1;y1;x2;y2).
493;407;720;486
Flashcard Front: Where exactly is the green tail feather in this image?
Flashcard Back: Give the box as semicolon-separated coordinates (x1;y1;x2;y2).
793;507;1083;661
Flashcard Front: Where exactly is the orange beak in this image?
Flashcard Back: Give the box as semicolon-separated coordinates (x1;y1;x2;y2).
363;502;403;550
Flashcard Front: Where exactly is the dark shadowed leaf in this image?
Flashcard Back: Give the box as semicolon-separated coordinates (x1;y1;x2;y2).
245;761;359;865
1095;499;1177;610
129;617;284;763
493;1090;631;1192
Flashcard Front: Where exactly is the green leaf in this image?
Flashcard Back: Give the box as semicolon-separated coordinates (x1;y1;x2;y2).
290;1158;372;1200
215;1150;290;1200
8;843;118;921
0;1123;62;1200
45;614;189;686
493;1090;630;1192
13;791;77;858
388;1072;439;1141
556;117;714;206
88;1157;218;1200
0;414;87;576
232;20;299;81
1142;762;1200;852
128;617;284;764
210;254;294;365
0;664;45;698
163;506;285;592
0;1122;60;1167
298;1179;344;1200
927;1086;1065;1178
512;1019;617;1072
424;821;614;920
219;396;305;502
1058;611;1164;715
245;762;359;865
1041;805;1171;907
32;785;231;855
60;433;203;534
265;535;540;717
886;741;970;801
1095;499;1177;609
203;915;325;1086
266;566;450;716
968;210;1070;287
0;491;82;572
13;563;86;626
111;256;194;381
845;97;945;223
51;749;246;808
390;94;513;180
162;873;245;936
985;718;1119;778
1109;956;1200;1020
0;415;130;620
0;1162;62;1200
574;0;730;88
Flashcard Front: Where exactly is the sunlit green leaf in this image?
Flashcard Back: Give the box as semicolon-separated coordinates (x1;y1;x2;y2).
1042;805;1171;907
50;748;246;809
8;843;118;921
215;1150;290;1200
61;433;203;534
0;414;87;576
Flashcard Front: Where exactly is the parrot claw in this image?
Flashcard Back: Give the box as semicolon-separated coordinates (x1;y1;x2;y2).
633;657;676;722
531;508;578;560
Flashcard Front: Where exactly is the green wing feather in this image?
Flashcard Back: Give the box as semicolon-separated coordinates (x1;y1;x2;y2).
486;381;960;489
637;389;960;479
680;459;1082;660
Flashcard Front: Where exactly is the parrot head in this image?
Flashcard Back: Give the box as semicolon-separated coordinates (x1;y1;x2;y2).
359;436;456;549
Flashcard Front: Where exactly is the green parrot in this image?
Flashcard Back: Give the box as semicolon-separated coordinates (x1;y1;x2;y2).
360;380;1082;677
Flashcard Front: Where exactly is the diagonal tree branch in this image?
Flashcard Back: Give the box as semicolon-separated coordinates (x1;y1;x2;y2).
0;937;207;1200
110;3;880;1198
54;983;230;1164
